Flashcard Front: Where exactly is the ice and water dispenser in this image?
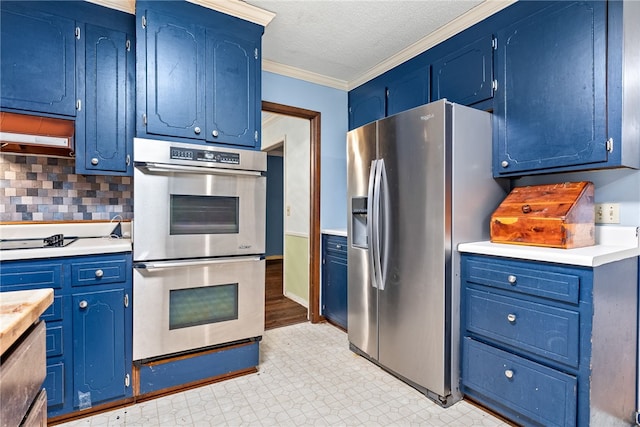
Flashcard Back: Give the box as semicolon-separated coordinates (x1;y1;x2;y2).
351;197;368;249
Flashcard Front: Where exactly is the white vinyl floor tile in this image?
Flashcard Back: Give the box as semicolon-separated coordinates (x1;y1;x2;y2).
58;322;510;427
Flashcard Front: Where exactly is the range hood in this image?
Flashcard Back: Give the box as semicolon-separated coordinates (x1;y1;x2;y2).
0;112;75;158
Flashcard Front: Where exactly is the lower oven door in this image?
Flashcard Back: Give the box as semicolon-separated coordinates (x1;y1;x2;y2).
132;256;265;361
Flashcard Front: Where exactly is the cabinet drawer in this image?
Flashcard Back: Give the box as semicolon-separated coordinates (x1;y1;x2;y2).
465;288;579;367
44;362;64;407
462;338;577;427
324;235;347;257
71;259;126;287
41;295;63;322
46;324;64;358
0;262;63;291
463;257;580;304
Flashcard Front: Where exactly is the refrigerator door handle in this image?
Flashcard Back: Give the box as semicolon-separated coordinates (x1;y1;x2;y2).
372;158;384;291
367;159;379;289
377;159;389;291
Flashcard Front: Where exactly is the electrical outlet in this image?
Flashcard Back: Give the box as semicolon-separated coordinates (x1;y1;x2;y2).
595;203;620;224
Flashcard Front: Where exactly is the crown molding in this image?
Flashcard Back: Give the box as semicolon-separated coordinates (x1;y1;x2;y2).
85;0;135;14
348;0;517;90
262;59;349;91
186;0;275;26
85;0;275;26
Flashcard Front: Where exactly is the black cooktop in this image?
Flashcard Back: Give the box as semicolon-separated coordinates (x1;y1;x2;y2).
0;234;79;251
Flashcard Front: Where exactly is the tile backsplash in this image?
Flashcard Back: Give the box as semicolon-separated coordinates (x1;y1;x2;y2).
0;154;133;222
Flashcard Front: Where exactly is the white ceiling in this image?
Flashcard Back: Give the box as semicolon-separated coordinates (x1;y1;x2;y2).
245;0;514;90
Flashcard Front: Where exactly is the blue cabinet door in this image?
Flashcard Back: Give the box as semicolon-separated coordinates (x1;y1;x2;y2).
349;83;385;130
207;30;260;147
0;4;76;116
144;10;206;140
386;64;430;117
72;289;126;408
493;1;607;176
432;35;494;106
321;235;348;329
76;23;133;175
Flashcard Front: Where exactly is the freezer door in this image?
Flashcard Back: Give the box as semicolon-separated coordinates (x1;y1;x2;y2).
376;101;450;397
347;122;378;359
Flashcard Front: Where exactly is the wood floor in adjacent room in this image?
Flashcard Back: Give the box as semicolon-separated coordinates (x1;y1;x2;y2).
264;258;308;330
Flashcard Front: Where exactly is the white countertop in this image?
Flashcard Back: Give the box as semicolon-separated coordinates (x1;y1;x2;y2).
458;225;640;267
0;221;132;261
322;229;347;237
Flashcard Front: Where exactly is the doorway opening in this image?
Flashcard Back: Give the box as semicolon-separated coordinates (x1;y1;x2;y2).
261;101;321;328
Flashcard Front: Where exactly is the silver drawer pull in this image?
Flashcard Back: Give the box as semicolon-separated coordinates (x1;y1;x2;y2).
507;274;517;284
504;369;514;379
336;244;342;249
95;269;104;278
507;313;517;323
79;300;88;309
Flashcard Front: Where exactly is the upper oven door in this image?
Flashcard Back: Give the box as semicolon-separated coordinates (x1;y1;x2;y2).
133;162;266;261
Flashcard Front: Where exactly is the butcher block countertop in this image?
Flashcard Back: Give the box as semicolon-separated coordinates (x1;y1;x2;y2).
0;289;53;356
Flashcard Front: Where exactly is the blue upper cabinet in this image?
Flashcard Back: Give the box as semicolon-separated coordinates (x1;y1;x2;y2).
493;1;608;176
76;23;134;175
386;63;430;117
144;10;206;141
348;80;386;130
0;3;77;116
432;34;494;107
207;30;260;147
137;1;263;149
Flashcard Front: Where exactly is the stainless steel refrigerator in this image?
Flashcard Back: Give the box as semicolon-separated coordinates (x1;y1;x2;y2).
347;99;505;406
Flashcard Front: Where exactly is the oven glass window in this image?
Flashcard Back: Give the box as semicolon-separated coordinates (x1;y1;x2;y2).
170;195;239;235
169;284;239;330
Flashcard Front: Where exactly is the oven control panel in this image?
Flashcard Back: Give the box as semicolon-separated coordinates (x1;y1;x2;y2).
170;147;240;165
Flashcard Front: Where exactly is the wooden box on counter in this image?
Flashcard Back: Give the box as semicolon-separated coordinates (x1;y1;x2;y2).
490;181;595;249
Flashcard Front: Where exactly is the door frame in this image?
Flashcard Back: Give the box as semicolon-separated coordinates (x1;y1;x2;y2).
262;101;322;323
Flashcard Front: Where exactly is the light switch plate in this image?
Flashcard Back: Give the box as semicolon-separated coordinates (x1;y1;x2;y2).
595;203;620;224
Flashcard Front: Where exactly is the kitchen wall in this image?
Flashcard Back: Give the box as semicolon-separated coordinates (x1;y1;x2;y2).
0;154;133;222
262;71;348;230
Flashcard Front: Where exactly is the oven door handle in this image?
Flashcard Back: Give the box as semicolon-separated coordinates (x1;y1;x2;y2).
137;162;263;177
134;256;263;270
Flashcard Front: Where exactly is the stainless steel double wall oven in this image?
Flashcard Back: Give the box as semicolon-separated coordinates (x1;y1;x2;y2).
132;138;266;361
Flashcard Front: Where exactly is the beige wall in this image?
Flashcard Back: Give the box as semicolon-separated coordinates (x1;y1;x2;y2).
284;233;309;307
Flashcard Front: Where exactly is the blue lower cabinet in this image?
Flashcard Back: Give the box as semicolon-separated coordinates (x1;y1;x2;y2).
462;338;577;427
0;253;133;419
460;253;638;426
73;289;127;409
44;362;66;408
137;341;260;395
321;234;347;329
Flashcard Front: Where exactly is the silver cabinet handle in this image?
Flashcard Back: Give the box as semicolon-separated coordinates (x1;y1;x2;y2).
194;126;201;134
79;300;88;309
95;269;104;278
507;274;517;284
336;244;342;249
507;313;517;323
504;369;514;379
91;158;99;165
501;160;509;168
212;129;219;137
